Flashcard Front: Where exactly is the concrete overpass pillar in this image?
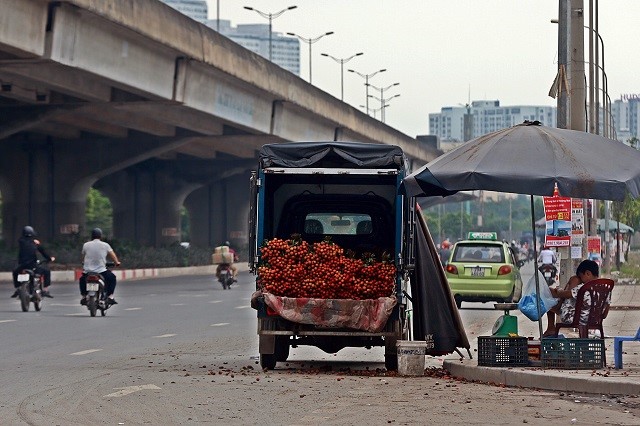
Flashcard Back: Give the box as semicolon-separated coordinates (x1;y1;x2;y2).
223;173;250;253
0;139;92;245
96;162;199;247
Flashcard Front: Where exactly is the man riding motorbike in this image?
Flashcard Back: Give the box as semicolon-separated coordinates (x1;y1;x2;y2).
79;228;121;305
11;226;55;298
537;245;558;282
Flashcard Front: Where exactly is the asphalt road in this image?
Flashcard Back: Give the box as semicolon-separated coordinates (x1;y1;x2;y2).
1;265;638;425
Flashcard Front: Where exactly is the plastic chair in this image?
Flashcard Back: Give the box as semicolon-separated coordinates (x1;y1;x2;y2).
614;326;640;369
553;278;615;339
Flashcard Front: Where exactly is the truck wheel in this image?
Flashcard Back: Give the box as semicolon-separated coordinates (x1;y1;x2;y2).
275;336;290;362
260;353;277;370
384;354;398;371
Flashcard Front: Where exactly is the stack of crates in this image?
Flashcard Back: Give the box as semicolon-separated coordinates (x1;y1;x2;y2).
477;336;529;367
541;338;605;369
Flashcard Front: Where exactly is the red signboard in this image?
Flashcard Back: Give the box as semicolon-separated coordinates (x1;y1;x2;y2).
543;189;572;247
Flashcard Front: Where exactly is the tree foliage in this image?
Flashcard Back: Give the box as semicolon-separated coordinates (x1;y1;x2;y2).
85;188;113;236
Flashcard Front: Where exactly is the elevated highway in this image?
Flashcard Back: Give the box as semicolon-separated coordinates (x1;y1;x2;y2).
0;0;439;247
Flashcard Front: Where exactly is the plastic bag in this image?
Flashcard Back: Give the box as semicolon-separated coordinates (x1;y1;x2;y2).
517;271;559;321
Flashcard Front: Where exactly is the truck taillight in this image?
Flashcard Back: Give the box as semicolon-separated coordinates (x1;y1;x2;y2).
498;265;512;275
445;264;458;275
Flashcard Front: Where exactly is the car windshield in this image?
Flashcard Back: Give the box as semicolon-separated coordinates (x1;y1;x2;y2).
452;243;505;263
304;213;372;235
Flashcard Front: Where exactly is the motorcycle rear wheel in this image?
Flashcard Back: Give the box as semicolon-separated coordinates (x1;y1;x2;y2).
19;284;30;312
88;295;97;317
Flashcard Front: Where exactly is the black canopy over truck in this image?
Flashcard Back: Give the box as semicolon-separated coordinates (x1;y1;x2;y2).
249;142;468;370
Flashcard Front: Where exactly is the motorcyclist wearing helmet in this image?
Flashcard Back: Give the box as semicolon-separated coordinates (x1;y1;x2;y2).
11;226;55;298
215;241;238;282
79;228;121;306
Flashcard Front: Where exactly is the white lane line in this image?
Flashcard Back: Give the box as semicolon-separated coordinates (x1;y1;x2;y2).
103;384;161;398
64;313;86;316
170;303;186;306
234;305;251;309
0;320;17;324
124;307;142;311
70;349;103;356
210;322;230;327
50;303;81;307
152;334;176;338
208;300;222;304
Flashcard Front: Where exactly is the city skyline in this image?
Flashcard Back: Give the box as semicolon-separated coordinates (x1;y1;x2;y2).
201;1;640;138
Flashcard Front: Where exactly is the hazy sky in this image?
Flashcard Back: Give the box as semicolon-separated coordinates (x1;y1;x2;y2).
205;1;640;137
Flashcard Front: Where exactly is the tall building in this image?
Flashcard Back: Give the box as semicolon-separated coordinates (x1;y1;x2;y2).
429;100;557;151
612;95;640;144
211;21;300;76
161;0;208;23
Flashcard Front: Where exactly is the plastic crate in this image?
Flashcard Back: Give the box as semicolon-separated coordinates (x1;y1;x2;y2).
541;338;605;369
477;336;529;367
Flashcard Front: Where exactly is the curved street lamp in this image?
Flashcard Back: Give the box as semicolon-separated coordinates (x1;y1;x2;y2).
367;82;399;122
244;5;297;61
287;31;334;83
321;52;363;101
348;68;386;115
368;93;400;123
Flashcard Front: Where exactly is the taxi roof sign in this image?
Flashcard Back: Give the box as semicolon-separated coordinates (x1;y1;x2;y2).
467;231;498;240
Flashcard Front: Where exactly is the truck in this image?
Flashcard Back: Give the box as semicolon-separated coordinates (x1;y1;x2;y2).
248;142;415;370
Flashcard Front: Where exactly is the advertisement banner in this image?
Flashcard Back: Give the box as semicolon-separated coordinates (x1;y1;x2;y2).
571;199;585;243
587;235;602;254
543;191;572;247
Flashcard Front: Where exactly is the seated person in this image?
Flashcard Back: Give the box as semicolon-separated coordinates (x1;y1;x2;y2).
543;259;604;336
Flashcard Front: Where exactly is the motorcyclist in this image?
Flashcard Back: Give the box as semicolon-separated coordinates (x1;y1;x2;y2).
11;226;55;298
79;228;121;306
537;245;558;281
215;241;238;282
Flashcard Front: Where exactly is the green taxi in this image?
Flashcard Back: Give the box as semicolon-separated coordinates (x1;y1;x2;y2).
445;232;524;308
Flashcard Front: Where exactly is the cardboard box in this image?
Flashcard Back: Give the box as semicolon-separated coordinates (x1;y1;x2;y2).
212;252;234;264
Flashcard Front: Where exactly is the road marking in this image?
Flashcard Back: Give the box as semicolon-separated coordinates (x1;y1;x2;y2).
103;384;161;398
50;303;81;307
234;305;251;309
153;334;176;338
210;322;230;327
124;307;142;311
208;300;222;304
64;313;86;316
70;349;103;356
170;303;186;306
0;320;17;324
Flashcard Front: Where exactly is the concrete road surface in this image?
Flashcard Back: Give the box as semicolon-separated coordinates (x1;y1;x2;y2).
1;268;638;425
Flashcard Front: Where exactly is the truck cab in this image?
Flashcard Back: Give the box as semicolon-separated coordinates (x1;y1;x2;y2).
249;142;413;370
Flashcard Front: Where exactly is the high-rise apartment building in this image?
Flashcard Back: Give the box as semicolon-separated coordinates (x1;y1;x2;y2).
161;0;208;23
429;100;557;151
612;96;640;144
211;21;300;76
159;1;300;76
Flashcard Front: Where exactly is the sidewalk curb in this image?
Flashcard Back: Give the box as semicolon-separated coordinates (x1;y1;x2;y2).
0;263;251;284
443;359;640;396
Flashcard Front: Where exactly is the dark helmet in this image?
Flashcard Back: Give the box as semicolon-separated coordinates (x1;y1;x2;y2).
22;225;36;237
91;228;103;239
224;241;231;246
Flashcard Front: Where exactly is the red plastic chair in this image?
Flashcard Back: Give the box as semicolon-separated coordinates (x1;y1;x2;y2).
554;278;615;338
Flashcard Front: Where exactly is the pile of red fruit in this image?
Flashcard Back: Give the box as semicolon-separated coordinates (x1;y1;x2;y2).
257;235;396;300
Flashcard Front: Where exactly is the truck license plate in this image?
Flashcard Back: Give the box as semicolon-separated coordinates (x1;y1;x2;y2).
86;283;99;292
471;267;485;277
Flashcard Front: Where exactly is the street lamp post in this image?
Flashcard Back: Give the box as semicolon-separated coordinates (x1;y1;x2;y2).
321;52;363;100
287;31;334;83
244;5;297;61
367;82;399;122
368;93;400;123
348;68;386;115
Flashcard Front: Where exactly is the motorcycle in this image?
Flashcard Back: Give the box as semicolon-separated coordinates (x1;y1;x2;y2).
84;262;116;317
539;263;557;286
16;260;48;312
217;265;235;290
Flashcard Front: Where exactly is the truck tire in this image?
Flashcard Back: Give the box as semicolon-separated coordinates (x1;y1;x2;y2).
260;353;277;370
274;336;290;362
